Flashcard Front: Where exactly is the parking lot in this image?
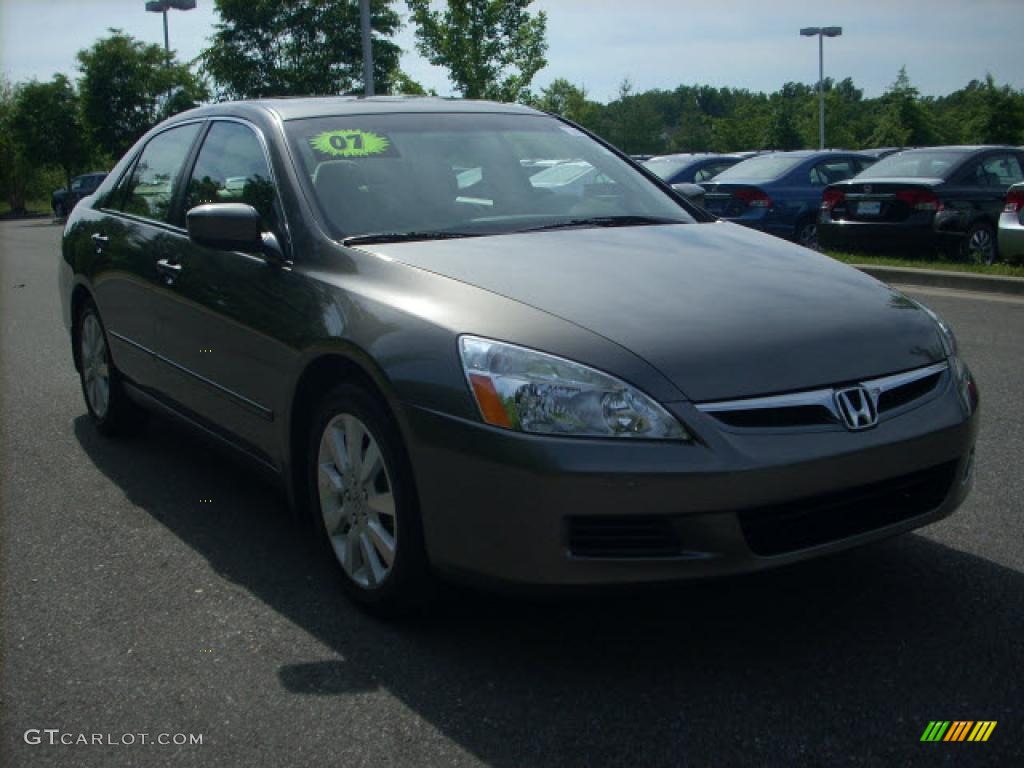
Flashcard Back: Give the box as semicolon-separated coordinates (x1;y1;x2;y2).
1;217;1021;766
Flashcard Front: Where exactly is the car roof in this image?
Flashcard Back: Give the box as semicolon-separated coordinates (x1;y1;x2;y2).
646;153;743;162
896;145;1020;154
175;96;542;123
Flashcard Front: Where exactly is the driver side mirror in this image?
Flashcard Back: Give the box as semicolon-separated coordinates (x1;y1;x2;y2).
186;203;286;263
187;203;262;250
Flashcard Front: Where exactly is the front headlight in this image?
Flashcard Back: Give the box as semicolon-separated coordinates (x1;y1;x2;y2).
459;336;690;440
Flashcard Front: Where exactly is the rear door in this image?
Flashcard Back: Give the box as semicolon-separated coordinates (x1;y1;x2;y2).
945;152;1023;228
88;122;203;389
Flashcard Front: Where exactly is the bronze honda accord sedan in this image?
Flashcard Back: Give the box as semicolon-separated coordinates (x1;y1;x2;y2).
60;97;979;612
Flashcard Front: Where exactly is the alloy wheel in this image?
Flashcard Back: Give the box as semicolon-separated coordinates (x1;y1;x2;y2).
966;227;995;265
797;221;818;249
316;413;398;589
80;313;111;419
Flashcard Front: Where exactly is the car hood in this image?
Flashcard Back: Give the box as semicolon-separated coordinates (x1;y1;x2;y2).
364;222;945;401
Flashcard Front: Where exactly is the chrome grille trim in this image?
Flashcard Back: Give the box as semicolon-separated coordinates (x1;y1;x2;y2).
696;361;949;426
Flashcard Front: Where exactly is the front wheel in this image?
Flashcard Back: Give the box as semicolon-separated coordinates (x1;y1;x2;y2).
963;222;997;265
308;383;430;615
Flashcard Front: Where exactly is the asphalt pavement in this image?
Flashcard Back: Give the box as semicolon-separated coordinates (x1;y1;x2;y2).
2;218;1021;767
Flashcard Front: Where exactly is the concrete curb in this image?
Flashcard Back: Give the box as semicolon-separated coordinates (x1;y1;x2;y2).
853;264;1024;297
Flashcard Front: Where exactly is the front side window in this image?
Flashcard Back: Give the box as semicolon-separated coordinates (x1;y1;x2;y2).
185;121;279;231
285;113;693;240
119;123;202;223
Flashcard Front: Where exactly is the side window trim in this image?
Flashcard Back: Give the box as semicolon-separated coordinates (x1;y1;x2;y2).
170;119;212;228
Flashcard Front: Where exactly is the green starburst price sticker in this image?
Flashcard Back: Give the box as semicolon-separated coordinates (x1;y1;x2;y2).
309;129;393;158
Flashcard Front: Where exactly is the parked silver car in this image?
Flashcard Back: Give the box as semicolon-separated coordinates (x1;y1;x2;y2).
998;182;1024;262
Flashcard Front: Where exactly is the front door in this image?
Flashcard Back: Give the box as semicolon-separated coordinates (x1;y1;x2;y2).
153;120;299;466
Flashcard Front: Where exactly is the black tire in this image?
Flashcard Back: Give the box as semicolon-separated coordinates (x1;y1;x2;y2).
795;217;819;250
306;382;431;616
963;221;998;265
75;299;141;436
54;202;66;219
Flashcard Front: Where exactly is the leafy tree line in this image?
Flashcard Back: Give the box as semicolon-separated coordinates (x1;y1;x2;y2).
533;67;1024;155
4;0;1022;214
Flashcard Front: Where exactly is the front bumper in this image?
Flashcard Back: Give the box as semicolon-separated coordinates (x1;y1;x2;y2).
402;375;978;586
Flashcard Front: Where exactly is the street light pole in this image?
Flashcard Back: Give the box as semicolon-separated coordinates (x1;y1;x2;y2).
145;0;197;61
360;0;374;96
800;26;842;150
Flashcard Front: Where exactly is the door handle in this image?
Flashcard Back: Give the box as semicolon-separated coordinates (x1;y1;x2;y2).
156;258;183;281
91;233;108;252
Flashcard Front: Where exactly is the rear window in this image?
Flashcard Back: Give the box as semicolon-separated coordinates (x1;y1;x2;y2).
643;157;694;181
713;155;803;181
861;151;965;179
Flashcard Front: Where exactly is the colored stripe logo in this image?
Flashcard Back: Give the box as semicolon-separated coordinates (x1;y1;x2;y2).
920;721;997;742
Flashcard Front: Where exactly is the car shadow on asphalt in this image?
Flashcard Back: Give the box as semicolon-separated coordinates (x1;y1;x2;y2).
73;413;1021;766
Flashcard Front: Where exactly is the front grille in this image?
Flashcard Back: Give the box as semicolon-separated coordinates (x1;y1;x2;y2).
738;461;958;556
568;516;682;559
712;404;834;429
699;362;948;432
877;371;943;413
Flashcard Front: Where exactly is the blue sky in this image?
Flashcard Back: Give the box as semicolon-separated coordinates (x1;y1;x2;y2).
1;0;1020;101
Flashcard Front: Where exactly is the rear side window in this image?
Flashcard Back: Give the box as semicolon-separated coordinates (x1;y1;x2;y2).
809;159;858;186
119;123;202;224
713;155;802;181
977;154;1024;187
185;121;279;231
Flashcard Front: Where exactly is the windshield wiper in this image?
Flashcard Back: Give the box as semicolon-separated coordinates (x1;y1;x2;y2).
342;230;483;246
518;215;684;233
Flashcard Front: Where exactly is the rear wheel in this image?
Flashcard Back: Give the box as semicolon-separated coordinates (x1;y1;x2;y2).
307;383;430;615
795;217;818;250
963;222;997;265
54;202;66;219
76;299;139;436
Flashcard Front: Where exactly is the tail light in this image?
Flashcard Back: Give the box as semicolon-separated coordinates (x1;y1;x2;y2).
895;189;943;212
734;187;772;208
821;188;845;210
1004;187;1024;213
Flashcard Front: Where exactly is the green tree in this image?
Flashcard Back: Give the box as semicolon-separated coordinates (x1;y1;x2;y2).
966;74;1023;144
406;0;548;102
77;30;208;159
11;75;85;191
763;83;807;150
0;78;35;213
534;78;597;126
201;0;408;99
867;67;938;147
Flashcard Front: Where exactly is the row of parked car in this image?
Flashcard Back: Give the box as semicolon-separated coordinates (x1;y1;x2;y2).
641;146;1024;264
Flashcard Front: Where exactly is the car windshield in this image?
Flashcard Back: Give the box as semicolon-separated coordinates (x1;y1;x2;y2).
285;112;694;240
860;151;965;178
712;155;803;181
642;156;694;180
